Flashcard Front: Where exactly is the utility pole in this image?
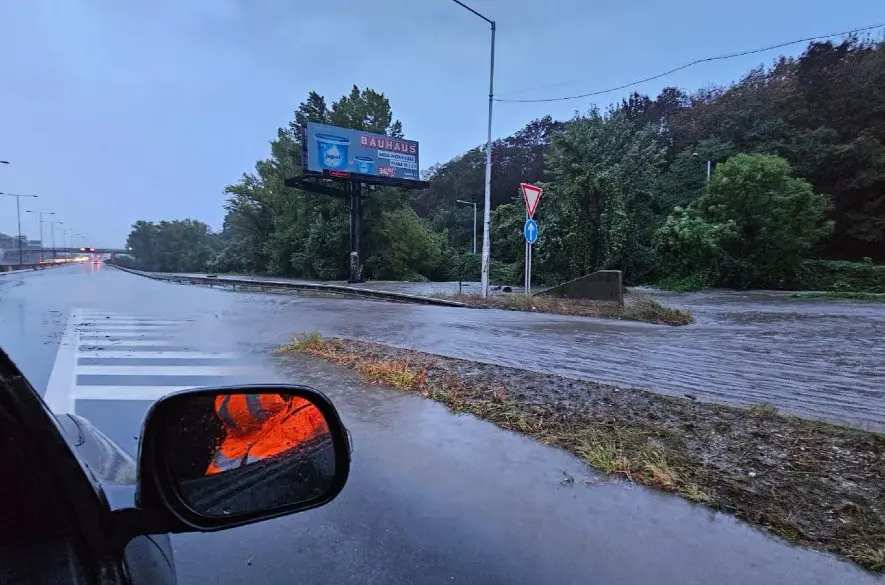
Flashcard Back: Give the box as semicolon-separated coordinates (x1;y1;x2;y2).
26;210;54;262
456;199;478;254
693;152;712;192
452;1;495;297
0;192;38;265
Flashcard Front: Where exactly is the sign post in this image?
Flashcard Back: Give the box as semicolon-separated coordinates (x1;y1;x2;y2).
520;183;542;298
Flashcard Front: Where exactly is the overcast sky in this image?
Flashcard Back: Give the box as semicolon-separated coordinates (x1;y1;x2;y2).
1;0;881;247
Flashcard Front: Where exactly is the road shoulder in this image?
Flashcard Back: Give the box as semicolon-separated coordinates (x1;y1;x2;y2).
280;334;885;574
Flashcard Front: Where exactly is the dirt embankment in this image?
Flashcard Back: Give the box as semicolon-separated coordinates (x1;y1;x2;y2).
280;333;885;573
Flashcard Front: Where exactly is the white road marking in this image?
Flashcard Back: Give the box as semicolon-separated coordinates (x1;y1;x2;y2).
75;351;237;359
78;320;186;327
77;331;179;338
72;386;194;401
76;365;246;376
45;309;251;413
44;310;81;414
79;339;178;347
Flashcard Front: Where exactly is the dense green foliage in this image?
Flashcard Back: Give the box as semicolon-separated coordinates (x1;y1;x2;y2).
126;220;218;273
126;37;885;290
789;259;885;293
654;153;832;288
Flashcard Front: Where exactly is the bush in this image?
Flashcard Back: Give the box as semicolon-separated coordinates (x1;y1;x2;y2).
656;273;709;292
789;260;885;293
446;255;524;285
490;260;523;285
448;252;482;281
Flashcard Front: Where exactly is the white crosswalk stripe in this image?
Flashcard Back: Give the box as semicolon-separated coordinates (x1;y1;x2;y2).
45;309;258;413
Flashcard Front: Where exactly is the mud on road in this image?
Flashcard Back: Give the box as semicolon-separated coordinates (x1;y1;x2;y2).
281;335;885;573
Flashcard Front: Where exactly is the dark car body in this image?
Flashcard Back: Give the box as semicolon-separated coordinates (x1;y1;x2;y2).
55;413;178;584
0;347;350;585
0;350;177;585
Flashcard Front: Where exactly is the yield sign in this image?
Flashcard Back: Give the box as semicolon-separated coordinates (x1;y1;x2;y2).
521;183;542;218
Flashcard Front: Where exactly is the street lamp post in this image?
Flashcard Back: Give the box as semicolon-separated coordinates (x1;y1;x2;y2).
26;210;54;262
456;199;478;254
49;221;64;260
693;152;712;190
0;192;38;265
61;228;70;259
452;0;495;297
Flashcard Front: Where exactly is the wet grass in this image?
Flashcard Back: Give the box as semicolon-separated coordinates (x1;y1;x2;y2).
280;333;426;393
791;291;885;302
747;402;779;419
438;293;694;326
280;333;885;574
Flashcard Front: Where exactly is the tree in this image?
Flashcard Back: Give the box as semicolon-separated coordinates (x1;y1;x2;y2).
655;153;832;287
536;108;665;284
126;220;219;273
125;35;885;284
217;86;448;281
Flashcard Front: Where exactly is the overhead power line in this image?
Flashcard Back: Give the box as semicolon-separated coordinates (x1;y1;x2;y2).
495;23;885;104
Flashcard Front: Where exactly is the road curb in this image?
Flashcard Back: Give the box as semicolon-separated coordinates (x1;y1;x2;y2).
108;265;474;308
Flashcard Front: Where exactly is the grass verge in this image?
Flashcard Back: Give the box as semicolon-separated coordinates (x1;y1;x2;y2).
438;293;694;326
791;291;885;302
280;333;885;573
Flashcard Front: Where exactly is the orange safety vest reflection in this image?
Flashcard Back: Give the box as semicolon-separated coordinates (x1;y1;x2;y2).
205;394;329;475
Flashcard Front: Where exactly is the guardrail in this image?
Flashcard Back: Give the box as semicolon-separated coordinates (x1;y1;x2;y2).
0;262;71;275
108;264;473;308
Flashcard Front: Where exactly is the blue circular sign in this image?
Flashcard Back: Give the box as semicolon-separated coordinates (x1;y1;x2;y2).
524;219;539;244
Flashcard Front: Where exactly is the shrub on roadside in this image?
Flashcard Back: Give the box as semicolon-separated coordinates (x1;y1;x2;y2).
656;273;709;292
489;260;523;285
788;259;885;293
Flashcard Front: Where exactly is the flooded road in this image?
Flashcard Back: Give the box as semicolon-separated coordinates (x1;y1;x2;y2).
231;286;885;432
177;273;885;430
2;266;882;583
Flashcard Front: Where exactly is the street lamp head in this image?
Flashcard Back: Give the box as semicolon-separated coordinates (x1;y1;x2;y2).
0;160;9;165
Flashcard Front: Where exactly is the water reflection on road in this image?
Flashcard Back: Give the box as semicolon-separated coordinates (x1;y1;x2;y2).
229;285;885;432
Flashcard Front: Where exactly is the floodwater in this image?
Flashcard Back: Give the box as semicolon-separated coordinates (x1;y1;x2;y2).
222;280;885;432
48;268;885;430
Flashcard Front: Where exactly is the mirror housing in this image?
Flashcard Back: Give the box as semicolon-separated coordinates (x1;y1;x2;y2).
135;384;350;533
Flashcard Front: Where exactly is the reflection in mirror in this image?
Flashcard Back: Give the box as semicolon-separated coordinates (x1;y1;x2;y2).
164;392;336;518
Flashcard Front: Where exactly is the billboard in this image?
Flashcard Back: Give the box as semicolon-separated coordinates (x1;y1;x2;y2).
302;122;425;187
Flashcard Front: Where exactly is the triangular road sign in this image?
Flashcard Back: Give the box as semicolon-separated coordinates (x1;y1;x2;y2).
521;183;543;218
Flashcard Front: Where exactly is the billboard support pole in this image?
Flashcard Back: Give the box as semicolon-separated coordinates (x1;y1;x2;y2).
348;181;364;283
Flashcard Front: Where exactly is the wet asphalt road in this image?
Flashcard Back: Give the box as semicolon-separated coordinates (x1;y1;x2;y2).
0;265;881;584
183;273;885;430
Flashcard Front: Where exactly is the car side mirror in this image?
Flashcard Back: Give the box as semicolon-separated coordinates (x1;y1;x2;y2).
137;385;350;532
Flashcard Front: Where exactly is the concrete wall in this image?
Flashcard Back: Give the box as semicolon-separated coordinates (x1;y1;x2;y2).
536;270;623;304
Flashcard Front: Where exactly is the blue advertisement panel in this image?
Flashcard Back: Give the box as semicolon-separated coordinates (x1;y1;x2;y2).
303;122;422;184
